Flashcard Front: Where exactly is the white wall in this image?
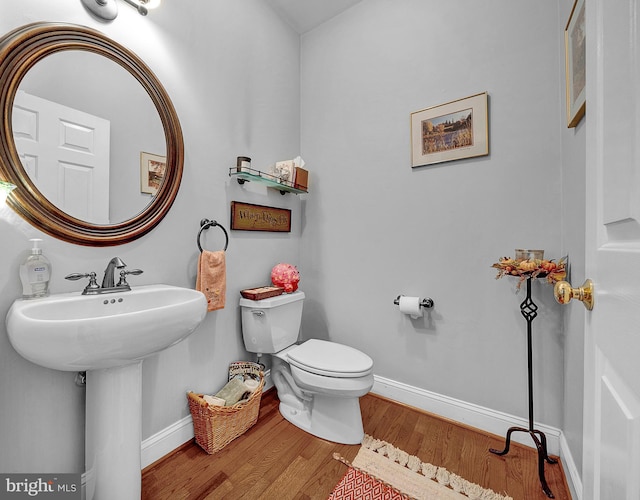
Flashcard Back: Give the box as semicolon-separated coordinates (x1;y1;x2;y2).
558;0;586;480
0;0;301;473
300;0;565;430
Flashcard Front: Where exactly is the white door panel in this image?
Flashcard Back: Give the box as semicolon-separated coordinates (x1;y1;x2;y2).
12;90;110;224
583;0;640;498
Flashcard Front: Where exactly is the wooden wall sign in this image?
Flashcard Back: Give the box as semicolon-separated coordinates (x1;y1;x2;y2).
230;201;291;232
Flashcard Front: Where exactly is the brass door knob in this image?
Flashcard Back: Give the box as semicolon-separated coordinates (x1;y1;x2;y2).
553;279;594;310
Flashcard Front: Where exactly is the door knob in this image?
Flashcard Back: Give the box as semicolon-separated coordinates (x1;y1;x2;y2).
553;279;594;310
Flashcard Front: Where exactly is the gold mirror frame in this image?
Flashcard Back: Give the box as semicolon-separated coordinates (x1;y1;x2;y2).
0;22;184;246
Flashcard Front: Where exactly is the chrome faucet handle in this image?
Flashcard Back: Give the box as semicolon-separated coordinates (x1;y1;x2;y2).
65;272;100;293
117;268;143;287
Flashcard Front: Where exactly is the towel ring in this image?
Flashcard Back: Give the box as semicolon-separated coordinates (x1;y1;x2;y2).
197;219;229;252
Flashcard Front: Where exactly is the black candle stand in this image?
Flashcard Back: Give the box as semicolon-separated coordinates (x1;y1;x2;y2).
489;277;558;498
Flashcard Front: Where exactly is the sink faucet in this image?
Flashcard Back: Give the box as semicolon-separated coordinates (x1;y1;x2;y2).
101;257;127;289
65;257;143;294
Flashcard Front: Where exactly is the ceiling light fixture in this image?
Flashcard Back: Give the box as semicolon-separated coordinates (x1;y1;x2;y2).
80;0;161;20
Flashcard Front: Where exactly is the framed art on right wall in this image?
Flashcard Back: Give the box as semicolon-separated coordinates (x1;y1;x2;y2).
565;0;586;128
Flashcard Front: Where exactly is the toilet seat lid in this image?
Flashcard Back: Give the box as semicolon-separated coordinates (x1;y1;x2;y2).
287;339;373;378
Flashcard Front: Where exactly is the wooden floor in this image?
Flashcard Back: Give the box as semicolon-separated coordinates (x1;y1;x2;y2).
142;389;572;500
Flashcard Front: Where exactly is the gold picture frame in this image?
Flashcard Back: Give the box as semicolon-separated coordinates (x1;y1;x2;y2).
140;152;166;195
565;0;586;128
410;92;489;168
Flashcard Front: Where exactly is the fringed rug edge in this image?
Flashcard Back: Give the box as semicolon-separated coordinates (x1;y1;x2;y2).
331;434;513;500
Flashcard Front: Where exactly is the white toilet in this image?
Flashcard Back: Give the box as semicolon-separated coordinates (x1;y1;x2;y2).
240;291;373;444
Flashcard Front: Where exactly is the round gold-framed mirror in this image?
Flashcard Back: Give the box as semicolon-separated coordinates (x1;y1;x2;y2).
0;22;184;246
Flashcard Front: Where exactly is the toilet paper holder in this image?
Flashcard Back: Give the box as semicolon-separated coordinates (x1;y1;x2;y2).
393;295;434;309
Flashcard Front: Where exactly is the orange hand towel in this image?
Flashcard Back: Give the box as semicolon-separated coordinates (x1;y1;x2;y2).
196;250;226;311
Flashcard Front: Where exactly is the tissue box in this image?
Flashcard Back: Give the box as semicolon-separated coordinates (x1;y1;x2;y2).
274;160;295;184
293;167;308;191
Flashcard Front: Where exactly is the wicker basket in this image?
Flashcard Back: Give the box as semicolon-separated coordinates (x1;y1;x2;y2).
187;362;264;454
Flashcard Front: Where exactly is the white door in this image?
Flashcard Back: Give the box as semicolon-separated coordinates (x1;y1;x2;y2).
581;0;640;498
12;90;111;224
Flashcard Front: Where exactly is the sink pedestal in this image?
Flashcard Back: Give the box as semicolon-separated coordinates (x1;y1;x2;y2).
85;361;143;500
5;284;208;500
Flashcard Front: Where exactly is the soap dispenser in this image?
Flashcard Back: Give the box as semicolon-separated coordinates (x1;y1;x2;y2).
19;238;51;299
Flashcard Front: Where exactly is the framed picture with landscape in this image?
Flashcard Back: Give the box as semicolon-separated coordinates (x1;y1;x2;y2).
410;92;489;167
140;152;166;195
564;0;585;128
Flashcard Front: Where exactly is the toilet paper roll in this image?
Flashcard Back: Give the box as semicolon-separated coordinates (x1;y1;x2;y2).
399;296;423;319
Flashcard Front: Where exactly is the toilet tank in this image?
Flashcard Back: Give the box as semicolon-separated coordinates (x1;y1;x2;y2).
240;291;305;354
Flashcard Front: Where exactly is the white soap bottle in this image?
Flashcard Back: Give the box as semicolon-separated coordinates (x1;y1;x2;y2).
19;238;51;299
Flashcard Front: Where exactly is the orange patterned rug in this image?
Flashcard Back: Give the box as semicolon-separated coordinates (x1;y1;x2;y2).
330;435;513;500
329;466;408;500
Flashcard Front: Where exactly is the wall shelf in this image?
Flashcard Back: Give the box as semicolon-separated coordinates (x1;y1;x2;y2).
229;167;308;195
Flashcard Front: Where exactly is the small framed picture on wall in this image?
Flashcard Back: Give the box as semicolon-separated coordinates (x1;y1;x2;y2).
564;0;586;128
410;92;489;168
140;152;166;195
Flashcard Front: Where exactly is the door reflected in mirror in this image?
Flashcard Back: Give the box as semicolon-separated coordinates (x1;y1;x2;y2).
13;50;166;225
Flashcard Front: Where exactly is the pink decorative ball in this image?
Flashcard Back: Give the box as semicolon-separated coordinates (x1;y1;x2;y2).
271;263;300;293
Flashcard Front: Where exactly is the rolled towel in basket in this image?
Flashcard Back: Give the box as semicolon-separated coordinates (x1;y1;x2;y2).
244;378;260;392
203;395;225;407
215;377;250;406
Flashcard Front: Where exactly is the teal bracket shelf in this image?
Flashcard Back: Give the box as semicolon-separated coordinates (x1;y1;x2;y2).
229;167;308;195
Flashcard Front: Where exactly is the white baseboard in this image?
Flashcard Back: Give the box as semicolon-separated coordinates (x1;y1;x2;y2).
137;372;581;499
141;414;194;469
559;432;583;500
372;375;561;454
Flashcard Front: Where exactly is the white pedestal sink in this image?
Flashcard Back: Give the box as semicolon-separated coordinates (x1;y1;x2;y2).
6;284;207;500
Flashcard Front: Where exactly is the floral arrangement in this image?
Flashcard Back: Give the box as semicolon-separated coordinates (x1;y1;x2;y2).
271;263;300;293
492;256;567;289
